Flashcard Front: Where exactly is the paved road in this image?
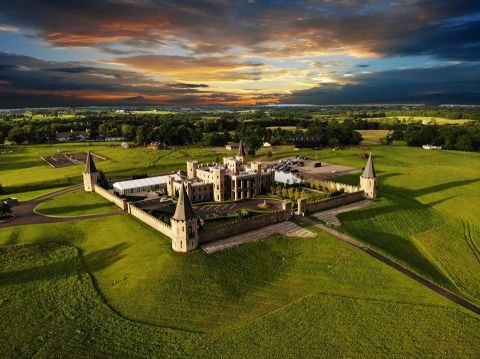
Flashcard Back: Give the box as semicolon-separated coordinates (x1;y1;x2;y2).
307;218;480;316
0;185;124;228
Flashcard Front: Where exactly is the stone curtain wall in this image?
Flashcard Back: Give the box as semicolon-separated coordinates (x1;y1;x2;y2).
128;203;172;238
305;191;365;214
199;210;291;243
93;184;128;210
315;180;361;194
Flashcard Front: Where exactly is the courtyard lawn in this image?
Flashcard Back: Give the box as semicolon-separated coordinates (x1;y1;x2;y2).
1;216;480;357
34;189;118;217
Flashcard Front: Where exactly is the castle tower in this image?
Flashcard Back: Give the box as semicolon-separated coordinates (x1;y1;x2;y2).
212;167;225;201
170;183;199;252
187;161;198;180
236;139;247;164
83;151;99;192
360;153;377;199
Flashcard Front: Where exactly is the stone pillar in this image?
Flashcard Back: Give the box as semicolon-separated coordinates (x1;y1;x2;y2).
282;200;292;214
297;198;308;216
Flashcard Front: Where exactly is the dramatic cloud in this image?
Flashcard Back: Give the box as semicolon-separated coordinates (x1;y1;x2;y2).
284;64;480;105
0;1;479;106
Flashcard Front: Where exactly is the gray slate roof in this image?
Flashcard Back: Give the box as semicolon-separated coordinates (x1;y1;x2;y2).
85;151;97;173
237;139;246;157
362;153;376;178
172;183;195;221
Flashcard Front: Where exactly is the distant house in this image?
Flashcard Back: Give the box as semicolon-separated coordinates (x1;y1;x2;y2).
422;144;442;150
56;130;88;142
225;143;240;151
147;142;168;150
294;135;321;149
103;137;125;142
263;142;272;147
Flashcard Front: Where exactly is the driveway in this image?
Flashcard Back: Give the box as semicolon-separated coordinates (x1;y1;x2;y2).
0;185;124;228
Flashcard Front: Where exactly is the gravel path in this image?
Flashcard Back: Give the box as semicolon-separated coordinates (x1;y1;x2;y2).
201;221;314;254
312;200;372;226
0;186;124;228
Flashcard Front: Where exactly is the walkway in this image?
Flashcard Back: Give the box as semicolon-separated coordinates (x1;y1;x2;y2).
201;221;314;254
310;220;480;316
0;186;124;228
312;200;372;226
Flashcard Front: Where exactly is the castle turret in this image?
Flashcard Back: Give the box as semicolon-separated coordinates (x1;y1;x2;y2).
360;153;377;199
236;139;247;164
83;151;99;192
170;183;199;252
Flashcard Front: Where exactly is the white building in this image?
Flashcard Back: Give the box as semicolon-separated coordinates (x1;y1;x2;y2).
113;174;181;196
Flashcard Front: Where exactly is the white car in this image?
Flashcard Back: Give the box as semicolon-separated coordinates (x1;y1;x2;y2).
331;170;339;174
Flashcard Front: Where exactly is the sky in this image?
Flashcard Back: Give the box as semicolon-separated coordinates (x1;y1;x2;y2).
0;0;479;108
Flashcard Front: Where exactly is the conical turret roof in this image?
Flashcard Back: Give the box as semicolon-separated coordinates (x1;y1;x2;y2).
85;151;97;173
362;153;376;178
237;139;246;157
172;183;195;221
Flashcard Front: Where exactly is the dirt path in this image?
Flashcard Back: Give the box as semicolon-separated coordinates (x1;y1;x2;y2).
0;186;124;228
306;218;480;316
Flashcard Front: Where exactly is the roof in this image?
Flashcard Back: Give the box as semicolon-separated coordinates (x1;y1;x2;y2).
113;174;181;191
172;183;195;221
85;151;97;173
237;139;246;157
362;153;376;178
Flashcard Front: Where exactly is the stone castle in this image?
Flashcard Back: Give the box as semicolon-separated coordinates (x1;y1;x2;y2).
83;147;377;253
167;140;274;202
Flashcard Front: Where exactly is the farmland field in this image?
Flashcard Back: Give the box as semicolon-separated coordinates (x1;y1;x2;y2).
1;142;480;357
356;129;390;144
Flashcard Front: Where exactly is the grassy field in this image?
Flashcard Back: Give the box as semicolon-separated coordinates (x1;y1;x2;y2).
2;142;480;356
366;116;473;124
0;143;226;194
34;190;118;217
357;129;390;144
1;216;480;357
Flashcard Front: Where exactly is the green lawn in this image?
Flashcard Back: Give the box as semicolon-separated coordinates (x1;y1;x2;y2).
2;186;70;202
34;190;118;217
0;143;227;194
1;216;479;357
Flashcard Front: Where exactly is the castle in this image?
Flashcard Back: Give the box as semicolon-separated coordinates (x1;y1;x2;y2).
83;147;377;253
167;141;274;202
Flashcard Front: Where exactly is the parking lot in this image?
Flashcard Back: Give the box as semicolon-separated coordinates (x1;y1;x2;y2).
263;156;359;181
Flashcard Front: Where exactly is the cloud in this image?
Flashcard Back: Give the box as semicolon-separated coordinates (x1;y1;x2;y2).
0;52;274;107
112;54;265;81
284;64;480;105
0;1;479;61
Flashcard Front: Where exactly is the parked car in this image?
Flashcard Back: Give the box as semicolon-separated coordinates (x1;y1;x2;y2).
314;162;322;167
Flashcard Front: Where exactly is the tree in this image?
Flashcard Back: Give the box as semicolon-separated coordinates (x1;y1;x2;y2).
0;201;11;218
381;134;393;145
328;138;339;148
0;131;5;145
135;126;149;146
7;126;27;144
456;135;474;151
